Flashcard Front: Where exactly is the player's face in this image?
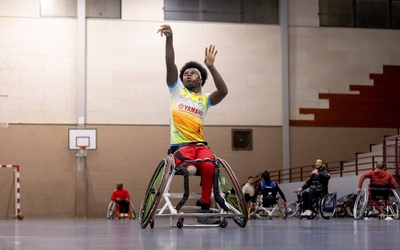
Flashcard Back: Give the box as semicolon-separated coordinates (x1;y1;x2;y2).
315;159;323;169
183;68;202;89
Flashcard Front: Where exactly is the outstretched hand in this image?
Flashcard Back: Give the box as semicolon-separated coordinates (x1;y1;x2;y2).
204;45;218;67
157;24;172;37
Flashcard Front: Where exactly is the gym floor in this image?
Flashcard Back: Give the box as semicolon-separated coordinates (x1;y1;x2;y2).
0;217;399;250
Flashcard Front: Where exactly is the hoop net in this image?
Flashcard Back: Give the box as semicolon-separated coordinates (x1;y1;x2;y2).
0;95;9;128
0;165;20;219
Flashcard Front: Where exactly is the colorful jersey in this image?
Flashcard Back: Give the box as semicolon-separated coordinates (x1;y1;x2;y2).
169;79;212;146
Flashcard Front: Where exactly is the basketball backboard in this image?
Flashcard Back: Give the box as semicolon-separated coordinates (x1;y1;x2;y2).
0;95;9;128
68;128;97;150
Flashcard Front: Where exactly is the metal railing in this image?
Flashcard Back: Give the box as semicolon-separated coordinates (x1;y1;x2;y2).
250;135;400;185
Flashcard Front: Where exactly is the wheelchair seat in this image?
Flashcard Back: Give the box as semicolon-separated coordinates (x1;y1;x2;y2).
262;187;278;208
370;184;390;201
107;201;136;220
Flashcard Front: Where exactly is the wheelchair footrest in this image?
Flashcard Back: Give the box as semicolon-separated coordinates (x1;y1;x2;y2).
155;213;244;218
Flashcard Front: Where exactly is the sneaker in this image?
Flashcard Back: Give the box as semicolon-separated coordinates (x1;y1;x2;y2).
197;209;221;225
300;210;313;216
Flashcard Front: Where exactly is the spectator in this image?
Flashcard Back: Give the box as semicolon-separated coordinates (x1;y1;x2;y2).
242;176;255;208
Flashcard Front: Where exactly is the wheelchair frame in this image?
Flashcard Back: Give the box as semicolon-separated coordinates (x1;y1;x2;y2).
353;188;400;220
287;191;337;220
138;154;248;229
250;195;287;220
107;201;136;220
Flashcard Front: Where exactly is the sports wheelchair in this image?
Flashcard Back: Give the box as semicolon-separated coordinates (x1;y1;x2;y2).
353;185;400;220
107;201;136;219
286;191;337;220
250;187;287;220
335;193;357;218
138;154;248;229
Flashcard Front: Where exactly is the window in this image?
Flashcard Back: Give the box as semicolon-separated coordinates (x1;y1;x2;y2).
319;0;400;29
164;0;279;24
40;0;121;19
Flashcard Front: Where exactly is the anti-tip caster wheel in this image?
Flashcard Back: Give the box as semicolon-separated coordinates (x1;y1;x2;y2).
219;220;228;228
177;218;184;228
150;219;154;228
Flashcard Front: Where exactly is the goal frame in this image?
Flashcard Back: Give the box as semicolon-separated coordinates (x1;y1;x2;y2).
0;165;21;218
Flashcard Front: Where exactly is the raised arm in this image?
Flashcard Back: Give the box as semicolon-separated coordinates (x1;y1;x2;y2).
204;45;228;105
157;25;178;86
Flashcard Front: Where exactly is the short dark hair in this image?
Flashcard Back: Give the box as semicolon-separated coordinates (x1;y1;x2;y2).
179;61;208;86
248;176;253;179
376;162;385;169
262;171;270;182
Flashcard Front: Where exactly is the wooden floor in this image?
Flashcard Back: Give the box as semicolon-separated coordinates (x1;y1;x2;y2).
0;217;399;250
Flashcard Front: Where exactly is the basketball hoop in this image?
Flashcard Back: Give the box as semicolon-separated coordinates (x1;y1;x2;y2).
76;145;88;157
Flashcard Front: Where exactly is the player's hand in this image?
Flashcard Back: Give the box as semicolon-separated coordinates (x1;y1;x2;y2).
311;169;319;175
298;188;302;192
356;188;361;194
157;25;172;37
204;45;218;67
116;198;121;201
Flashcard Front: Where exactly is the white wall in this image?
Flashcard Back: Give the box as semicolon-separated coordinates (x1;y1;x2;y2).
1;0;399;125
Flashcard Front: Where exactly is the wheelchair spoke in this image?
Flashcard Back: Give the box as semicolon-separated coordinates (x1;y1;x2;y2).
353;189;368;220
139;159;170;228
320;192;337;219
217;159;248;227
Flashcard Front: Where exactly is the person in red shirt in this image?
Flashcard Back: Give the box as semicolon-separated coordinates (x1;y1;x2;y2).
111;182;131;217
357;162;398;193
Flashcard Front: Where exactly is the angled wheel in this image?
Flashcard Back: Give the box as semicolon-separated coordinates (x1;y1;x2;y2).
277;197;287;220
139;158;172;228
353;189;368;220
286;202;300;218
129;202;136;219
320;192;337;219
388;189;400;220
217;158;248;227
107;201;115;219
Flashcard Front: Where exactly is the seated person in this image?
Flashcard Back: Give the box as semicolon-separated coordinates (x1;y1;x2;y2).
242;176;255;208
356;161;398;194
111;182;131;217
298;158;330;216
254;171;286;207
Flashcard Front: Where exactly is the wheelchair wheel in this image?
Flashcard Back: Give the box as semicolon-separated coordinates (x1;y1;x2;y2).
353;189;368;220
107;201;115;219
320;192;337;220
129;203;136;219
217;158;248;228
388;189;400;220
277;197;287;220
286;202;300;218
139;158;171;229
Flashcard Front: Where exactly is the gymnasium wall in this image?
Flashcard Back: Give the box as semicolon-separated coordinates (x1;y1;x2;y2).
0;0;399;218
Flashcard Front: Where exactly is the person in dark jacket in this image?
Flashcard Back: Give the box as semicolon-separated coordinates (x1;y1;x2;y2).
298;158;330;216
